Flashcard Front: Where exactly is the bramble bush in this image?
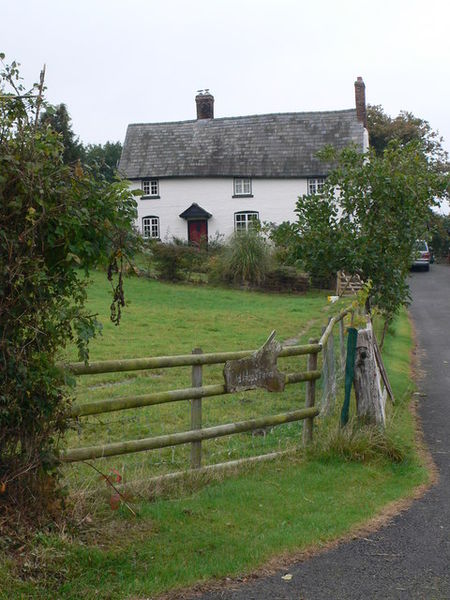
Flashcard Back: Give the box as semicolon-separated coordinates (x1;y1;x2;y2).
0;56;138;520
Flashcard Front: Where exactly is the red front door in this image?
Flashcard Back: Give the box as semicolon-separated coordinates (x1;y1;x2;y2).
188;220;208;246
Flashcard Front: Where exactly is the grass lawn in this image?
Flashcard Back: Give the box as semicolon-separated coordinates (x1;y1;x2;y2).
63;270;333;486
1;274;429;599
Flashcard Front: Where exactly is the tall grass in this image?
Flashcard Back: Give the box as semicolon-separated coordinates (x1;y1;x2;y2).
307;417;410;464
211;231;272;285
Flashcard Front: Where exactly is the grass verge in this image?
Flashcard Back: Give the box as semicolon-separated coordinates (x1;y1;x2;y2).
1;282;429;599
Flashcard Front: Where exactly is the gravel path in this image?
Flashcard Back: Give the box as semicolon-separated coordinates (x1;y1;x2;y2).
195;264;450;600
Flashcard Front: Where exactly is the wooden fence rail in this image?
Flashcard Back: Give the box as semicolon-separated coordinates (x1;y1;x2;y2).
63;343;321;376
62;307;354;471
61;407;320;463
70;370;321;418
319;308;353;347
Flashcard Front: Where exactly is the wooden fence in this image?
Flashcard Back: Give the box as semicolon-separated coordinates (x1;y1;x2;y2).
336;271;364;296
60;307;353;474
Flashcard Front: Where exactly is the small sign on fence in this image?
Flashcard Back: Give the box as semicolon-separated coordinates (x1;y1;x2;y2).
223;331;286;393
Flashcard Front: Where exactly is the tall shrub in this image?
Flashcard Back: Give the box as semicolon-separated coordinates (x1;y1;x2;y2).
151;239;208;281
0;57;137;515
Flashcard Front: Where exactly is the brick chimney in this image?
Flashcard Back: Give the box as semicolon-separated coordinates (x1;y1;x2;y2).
354;77;367;127
195;90;214;119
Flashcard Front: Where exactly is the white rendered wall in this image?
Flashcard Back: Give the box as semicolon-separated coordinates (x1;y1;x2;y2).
130;177;309;241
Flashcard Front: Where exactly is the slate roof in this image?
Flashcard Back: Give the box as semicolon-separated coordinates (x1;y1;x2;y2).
119;109;365;179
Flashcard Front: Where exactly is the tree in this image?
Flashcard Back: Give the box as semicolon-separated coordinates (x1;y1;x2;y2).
39;102;84;165
0;56;138;518
84;140;123;182
293;143;448;333
367;104;447;165
429;211;450;259
41;105;122;181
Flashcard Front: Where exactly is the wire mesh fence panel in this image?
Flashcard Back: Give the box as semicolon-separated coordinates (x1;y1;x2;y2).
320;331;337;415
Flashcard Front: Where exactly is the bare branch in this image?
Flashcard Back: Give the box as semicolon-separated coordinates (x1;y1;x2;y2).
34;64;46;129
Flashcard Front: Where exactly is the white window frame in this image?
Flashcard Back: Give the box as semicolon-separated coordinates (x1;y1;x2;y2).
233;177;252;196
142;216;160;239
234;211;259;232
308;177;325;195
142;179;159;197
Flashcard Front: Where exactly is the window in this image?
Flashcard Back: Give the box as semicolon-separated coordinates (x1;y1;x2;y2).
142;179;159;197
308;177;325;195
234;211;259;232
142;216;160;239
233;178;252;196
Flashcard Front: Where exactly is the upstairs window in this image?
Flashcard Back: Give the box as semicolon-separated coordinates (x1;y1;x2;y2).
142;179;159;197
234;211;259;232
142;216;160;239
233;178;252;196
308;177;325;195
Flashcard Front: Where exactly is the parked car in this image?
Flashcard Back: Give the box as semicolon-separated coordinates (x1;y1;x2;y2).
412;240;431;271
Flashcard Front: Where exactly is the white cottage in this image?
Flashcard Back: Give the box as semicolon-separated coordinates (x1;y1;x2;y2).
119;78;368;244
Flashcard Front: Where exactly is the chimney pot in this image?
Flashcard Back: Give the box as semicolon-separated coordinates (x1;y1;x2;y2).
195;90;214;119
354;76;367;128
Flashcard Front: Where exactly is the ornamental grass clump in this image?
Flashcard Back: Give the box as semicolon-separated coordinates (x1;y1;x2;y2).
211;231;272;286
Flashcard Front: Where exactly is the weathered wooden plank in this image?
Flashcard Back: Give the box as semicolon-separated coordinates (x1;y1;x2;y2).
70;370;322;417
62;344;322;376
224;331;285;393
61;406;320;462
371;328;395;404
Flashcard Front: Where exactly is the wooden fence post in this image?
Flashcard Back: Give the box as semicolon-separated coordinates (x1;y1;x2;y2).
321;326;328;406
190;348;203;468
321;328;336;415
353;329;386;427
339;318;346;375
303;338;318;446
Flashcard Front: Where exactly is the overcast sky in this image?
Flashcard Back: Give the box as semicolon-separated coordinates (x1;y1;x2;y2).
2;0;449;156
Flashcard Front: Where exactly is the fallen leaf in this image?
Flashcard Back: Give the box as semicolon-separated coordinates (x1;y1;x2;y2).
0;481;6;494
282;573;293;581
111;468;122;483
109;492;121;511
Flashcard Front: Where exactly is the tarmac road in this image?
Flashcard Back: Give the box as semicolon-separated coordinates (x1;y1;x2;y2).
195;264;450;600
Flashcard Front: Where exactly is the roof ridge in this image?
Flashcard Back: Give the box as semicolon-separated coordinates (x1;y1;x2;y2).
126;108;357;128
